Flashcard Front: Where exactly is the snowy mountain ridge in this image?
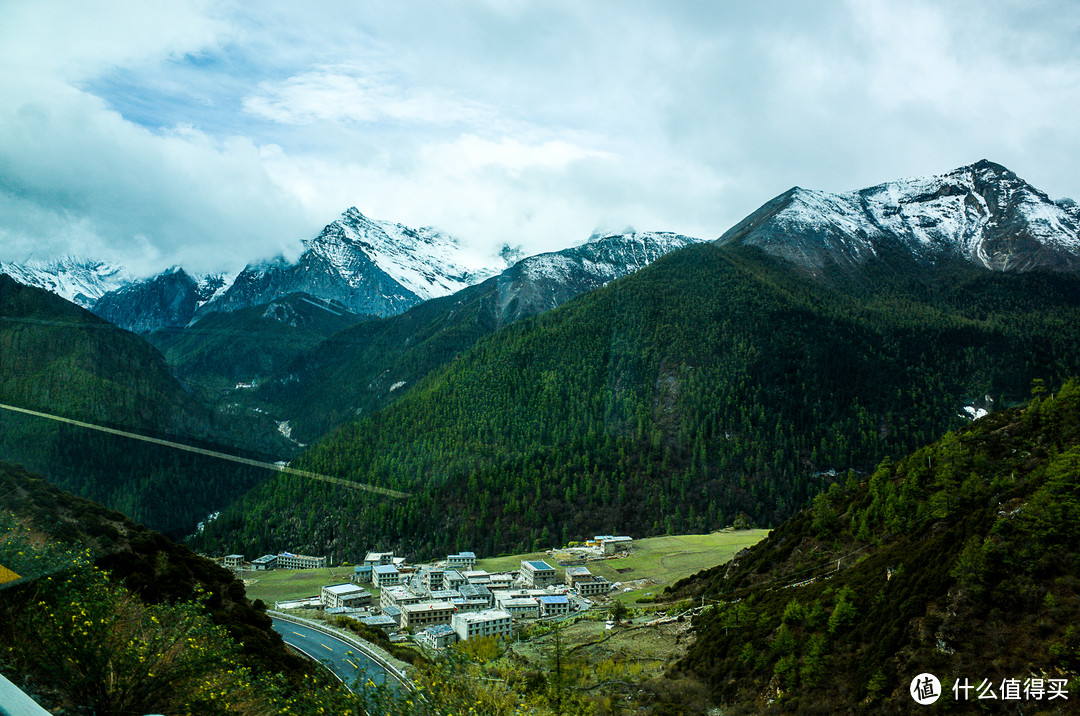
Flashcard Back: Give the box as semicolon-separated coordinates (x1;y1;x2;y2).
719;160;1080;274
0;257;131;308
309;207;505;301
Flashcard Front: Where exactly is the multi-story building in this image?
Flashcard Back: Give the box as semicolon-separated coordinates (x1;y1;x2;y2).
251;554;277;570
372;564;401;588
224;554;244;569
443;569;467;589
380;586;423;612
419;567;445;592
421;624;459;649
520;560;557;588
446;552;477;571
495;594;540;619
599;536;634;555
565;566;595;588
401;601;457;630
538;595;571;617
577;577;612;597
463;570;491;585
321;583;372;609
458;583;493;608
365;552;395;567
276;552;327;570
451;609;513;641
360;615;398;633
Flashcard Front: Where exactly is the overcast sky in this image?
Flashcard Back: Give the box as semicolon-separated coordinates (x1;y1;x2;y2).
1;0;1078;276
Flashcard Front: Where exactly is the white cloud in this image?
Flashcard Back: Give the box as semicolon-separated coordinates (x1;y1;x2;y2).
1;0;1079;277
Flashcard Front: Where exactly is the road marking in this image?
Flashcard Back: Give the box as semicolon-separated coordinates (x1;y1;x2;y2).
292;631;304;636
347;659;358;669
321;643;333;651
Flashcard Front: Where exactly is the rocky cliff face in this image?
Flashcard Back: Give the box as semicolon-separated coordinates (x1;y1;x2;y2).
718;160;1080;275
92;268;227;334
0;257;131;308
200;207;510;319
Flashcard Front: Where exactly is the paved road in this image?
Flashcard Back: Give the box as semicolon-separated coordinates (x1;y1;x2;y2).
272;618;393;690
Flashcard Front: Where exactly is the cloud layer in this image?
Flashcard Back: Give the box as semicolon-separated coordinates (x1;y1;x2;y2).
1;0;1078;275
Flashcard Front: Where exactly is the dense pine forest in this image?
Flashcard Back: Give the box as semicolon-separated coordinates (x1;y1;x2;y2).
664;378;1080;712
190;243;1080;561
0;276;288;536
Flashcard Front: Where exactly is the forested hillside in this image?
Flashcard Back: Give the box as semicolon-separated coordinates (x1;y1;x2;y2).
0;275;285;535
190;243;1080;560
665;379;1080;712
148;291;363;406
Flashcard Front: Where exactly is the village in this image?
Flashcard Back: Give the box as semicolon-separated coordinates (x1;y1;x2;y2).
219;535;636;650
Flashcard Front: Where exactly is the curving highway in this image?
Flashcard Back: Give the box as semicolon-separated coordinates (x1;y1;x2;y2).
271;617;396;691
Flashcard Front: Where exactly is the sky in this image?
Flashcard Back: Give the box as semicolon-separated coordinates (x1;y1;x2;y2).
1;0;1079;276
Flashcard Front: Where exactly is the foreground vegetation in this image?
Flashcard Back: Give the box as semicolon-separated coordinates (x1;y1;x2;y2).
665;379;1080;712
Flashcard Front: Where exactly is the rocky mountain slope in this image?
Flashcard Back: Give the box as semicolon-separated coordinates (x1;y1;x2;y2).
190;243;1080;560
0;256;131;308
200;207;513;319
720;160;1080;276
91;267;228;334
249;230;702;443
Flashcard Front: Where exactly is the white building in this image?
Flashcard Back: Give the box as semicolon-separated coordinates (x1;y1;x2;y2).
381;586;423;612
224;554;244;569
452;609;513;641
372;564;402;588
599;536;634;555
496;596;540;619
321;583;371;609
520;560;558;588
446;551;477;571
276;552;327;570
421;624;459;649
538;595;571;617
365;551;395;567
401;601;457;630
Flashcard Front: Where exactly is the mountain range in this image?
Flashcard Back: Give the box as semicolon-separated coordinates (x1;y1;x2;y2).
720;159;1080;275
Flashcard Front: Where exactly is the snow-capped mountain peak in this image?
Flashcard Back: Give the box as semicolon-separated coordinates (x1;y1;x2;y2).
719;160;1080;274
0;256;131;308
309;207;505;301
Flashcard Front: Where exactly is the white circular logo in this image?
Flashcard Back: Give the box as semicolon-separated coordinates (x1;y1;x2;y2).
910;673;941;705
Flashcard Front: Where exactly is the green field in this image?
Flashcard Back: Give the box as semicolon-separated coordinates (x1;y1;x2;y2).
241;566;366;605
239;530;768;606
478;529;770;602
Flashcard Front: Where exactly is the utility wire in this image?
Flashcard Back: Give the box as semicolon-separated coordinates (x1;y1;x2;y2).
0;402;408;499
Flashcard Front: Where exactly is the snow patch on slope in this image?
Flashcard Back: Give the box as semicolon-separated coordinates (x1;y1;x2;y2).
0;257;132;307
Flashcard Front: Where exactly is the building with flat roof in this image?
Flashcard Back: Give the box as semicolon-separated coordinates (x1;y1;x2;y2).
496;596;540;619
446;551;477;571
224;554;244;569
452;609;513;641
361;615;398;633
458;583;493;607
352;565;372;584
251;554;277;570
538;595;571;617
372;564;402;588
380;586;423;612
365;552;395;567
577;576;612;597
276;552;327;570
321;583;372;609
520;560;557;588
600;536;634;555
421;624;459;649
401;601;457;630
443;569;467;589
